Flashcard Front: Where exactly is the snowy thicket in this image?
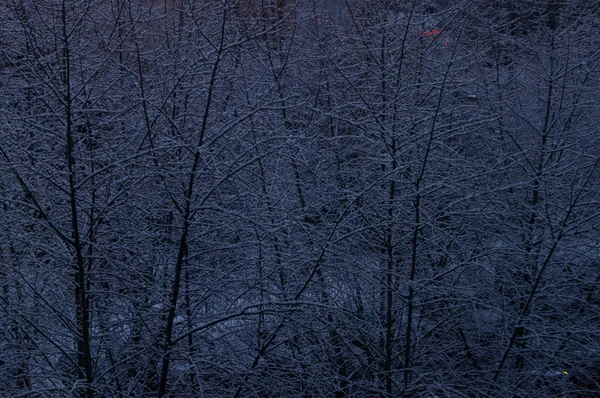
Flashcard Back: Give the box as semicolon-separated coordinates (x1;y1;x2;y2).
0;1;599;396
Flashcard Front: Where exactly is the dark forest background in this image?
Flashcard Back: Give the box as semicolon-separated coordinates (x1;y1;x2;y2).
1;0;599;396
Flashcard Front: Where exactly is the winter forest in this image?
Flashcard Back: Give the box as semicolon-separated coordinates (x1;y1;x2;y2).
0;0;599;397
